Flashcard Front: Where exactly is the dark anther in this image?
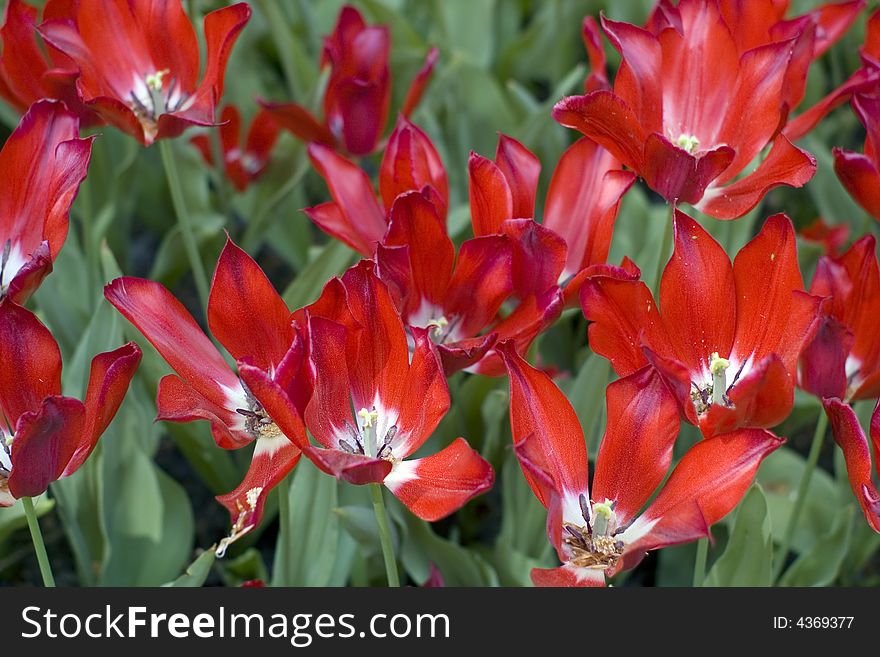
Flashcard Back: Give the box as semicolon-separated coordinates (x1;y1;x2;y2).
338;439;358;454
130;91;150;116
614;540;625;551
728;359;748;391
236;408;259;418
376;425;397;459
579;493;592;533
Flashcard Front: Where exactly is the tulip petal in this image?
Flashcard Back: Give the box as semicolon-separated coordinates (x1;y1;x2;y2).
799;314;854;400
552;90;645;170
501;219;566;301
401;46;439;117
659;210;736;375
384;437;493;521
833;148;880;220
307;143;386;256
642;134;734;205
498;342;590;507
104;277;243;412
156;374;250;449
65;342;142;476
544;138;634;280
0;300;62;426
495;134;540;220
207;238;292;370
823;399;880;533
531;564;605;587
731;214;819;377
468;151;513;236
259;100;335;146
698;135;817;220
8;396;85;499
591;367;680;525
379;116;448;216
622;428;784;553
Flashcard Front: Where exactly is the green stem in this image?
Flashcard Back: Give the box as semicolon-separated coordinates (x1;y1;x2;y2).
653;204;675;296
693;537;708;587
241;157;307;251
22;496;55;587
256;0;301;99
773;409;829;583
369;483;399;587
158;139;210;308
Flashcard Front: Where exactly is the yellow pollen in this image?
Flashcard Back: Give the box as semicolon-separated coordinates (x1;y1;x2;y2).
4;436;12;448
245;487;263;509
145;69;170;91
426;316;449;333
358;407;379;429
592;499;614;521
709;352;730;375
676;133;700;154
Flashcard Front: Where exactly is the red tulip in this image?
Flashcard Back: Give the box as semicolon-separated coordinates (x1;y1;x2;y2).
39;0;251;146
0;0;100;124
799;235;880;402
190;105;280;192
798;217;849;257
798;236;880;533
304;116;447;256
251;260;494;521
499;343;783;587
104;238;304;552
553;0;818;219
0;100;92;304
261;5;438;157
582;210;820;437
833;92;880;220
0;299;140;505
468;133;632;305
377;191;561;375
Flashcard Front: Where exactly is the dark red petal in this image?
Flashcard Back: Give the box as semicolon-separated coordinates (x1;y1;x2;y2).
216;435;301;543
659;210;736;375
498;343;590;508
401;46;439;118
156;374;251;449
245;108;281;165
700;355;793;438
66;342;142;475
468;151;513;236
302;445;391;486
642;134;734;205
552;91;645;170
531;565;605;587
307;143;386;256
833;148;880;219
823;399;880;533
642;344;699;426
581;16;608;92
799;314;854;400
625;428;784;551
501;219;566;301
104;277;242;410
302;202;374;256
333;75;390;156
0;300;62;426
436;334;497;376
698;135;817;220
591;367;680;525
731;214;819;377
544;138;634;280
580;270;659;377
0;0;52;110
379;116;448;216
258;100;335;146
495;134;540;220
384;437;493;521
207;238;292;369
8;396;85;499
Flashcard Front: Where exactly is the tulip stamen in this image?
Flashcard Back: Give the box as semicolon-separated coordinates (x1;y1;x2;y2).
236;383;283;440
130;70;190;138
563;496;624;570
676;133;700;154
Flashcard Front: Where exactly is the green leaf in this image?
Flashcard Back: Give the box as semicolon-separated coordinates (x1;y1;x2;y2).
163;549;216;587
756;446;837;554
705;485;773;587
433;0;495;68
564;351;610;460
400;512;498;587
0;498;54;546
282;240;355;309
272;459;340;586
780;506;853;587
335;505;399;558
218;547;270;587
